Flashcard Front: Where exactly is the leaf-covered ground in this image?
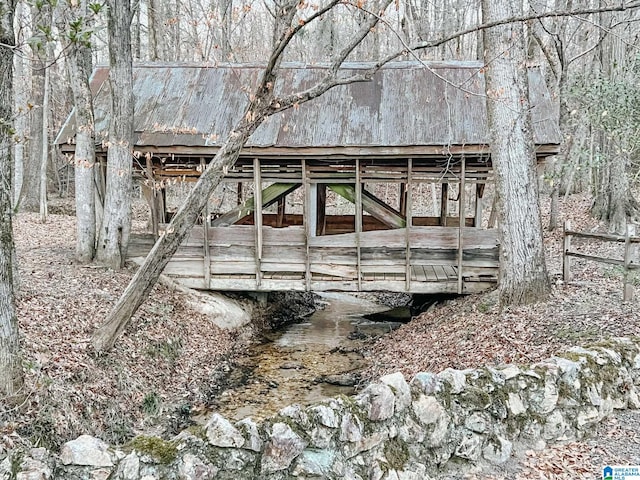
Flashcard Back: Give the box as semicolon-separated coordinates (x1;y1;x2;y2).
365;193;640;478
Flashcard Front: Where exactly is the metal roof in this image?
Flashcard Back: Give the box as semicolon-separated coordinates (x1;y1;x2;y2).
56;61;560;156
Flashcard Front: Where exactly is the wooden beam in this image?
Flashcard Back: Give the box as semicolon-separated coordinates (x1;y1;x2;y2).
253;158;263;288
440;183;449;226
212;182;301;226
303;160;311;291
202;158;211;287
328;184;406;229
399;183;407;217
316;183;326;236
457;158;466;294
355;160;362;290
475;183;485;228
276;197;285;228
405;159;413;291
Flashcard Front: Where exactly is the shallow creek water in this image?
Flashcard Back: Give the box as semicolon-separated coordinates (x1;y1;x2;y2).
207;292;403;421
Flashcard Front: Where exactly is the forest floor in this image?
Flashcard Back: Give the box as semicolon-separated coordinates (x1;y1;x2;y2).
2;193;640;479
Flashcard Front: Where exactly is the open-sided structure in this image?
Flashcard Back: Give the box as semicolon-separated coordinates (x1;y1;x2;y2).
57;61;560;294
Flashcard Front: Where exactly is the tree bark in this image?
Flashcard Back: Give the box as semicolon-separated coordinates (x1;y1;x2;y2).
96;0;134;269
66;9;96;263
0;0;24;403
482;0;551;306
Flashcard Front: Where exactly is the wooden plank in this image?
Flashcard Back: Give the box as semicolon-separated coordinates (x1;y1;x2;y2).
261;262;306;272
209;262;257;275
440;183;449;226
317;183;326;236
262;226;305;244
202;159;211;287
355;159;362;290
310;264;357;278
406;158;412;291
564;230;640;244
303;159;311;290
458;157;465;294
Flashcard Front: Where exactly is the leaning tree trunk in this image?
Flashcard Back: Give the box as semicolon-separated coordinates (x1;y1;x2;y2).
96;0;134;269
67;35;96;263
482;0;551;306
0;0;24;403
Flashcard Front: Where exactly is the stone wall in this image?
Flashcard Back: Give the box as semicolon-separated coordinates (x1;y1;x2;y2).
3;338;640;480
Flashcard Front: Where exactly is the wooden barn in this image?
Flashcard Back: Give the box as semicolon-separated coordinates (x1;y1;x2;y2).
56;61;560;294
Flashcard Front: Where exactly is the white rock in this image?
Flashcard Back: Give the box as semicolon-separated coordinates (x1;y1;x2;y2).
205;413;244;448
381;372;412;412
482;436;512;464
236;418;263;452
455;432;483;460
464;412;488;433
261;423;307;473
507;392;526;416
310;405;339;428
178;453;217;479
358;383;395;421
576;406;599;428
438;369;467;394
60;435;113;467
116;452;140;480
340;412;363;442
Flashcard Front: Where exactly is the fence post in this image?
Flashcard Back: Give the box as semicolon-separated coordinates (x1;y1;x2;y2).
623;224;636;302
563;220;572;283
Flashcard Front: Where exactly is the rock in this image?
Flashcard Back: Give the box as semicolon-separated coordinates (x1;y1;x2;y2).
115;452;140;480
576;407;600;429
15;456;52;480
261;422;307;473
358;383;395;421
340;412;363;443
60;435;113;467
455;432;483;461
310;405;339;428
184;292;251;330
530;380;558;414
205;413;244;448
322;373;359;387
507;392;526;416
90;468;112;480
543;410;571;441
464;412;489;433
482;436;512;464
399;416;426;444
410;373;441;395
438;368;467;394
236;418;263;452
381;372;412;412
280;362;305;370
411;395;449;447
292;449;336;477
499;365;521;380
178;453;217;479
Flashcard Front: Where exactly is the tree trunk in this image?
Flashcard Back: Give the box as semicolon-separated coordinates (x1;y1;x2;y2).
12;2;28;207
96;0;134;269
0;0;24;403
67;27;96;263
39;54;50;222
482;0;551;306
92;113;264;351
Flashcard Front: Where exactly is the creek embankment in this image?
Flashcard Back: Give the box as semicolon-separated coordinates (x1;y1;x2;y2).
204;292;405;421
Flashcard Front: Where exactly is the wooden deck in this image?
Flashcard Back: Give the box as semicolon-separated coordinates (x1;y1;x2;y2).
128;225;499;294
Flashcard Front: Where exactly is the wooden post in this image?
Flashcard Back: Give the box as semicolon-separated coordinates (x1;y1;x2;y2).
236;182;243;206
457;158;466;294
202;158;211;288
399;183;407;217
563;220;572;283
145;156;159;239
440;183;449;226
253;158;262;288
302;160;311;291
316;184;326;236
355;159;362;291
405;159;413;292
475;183;485;228
623;224;636;302
276;197;285;228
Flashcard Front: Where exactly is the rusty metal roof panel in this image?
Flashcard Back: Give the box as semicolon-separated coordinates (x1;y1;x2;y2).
56;61;560;152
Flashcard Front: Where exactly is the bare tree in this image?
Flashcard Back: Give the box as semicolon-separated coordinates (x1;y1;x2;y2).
482;0;551;305
0;0;24;403
96;0;134;269
64;0;97;262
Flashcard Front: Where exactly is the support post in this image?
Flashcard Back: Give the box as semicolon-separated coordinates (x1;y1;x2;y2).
623;224;636;302
253;158;262;288
457;158;466;294
399;183;407;217
355;159;362;290
475;182;485;228
145;156;159;239
276;197;285;228
440;183;449;226
316;184;326;236
563;220;572;283
302;160;311;290
202;158;211;288
405;159;413;291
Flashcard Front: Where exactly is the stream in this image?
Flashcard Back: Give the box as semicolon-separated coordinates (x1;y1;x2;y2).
206;292;405;421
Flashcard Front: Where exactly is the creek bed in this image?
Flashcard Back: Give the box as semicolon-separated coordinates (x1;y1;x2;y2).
206;292;404;421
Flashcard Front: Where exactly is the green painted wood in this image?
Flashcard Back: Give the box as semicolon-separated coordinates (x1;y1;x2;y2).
328;184;406;228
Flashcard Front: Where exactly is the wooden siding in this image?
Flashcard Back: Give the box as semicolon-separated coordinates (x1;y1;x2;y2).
128;225;498;294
